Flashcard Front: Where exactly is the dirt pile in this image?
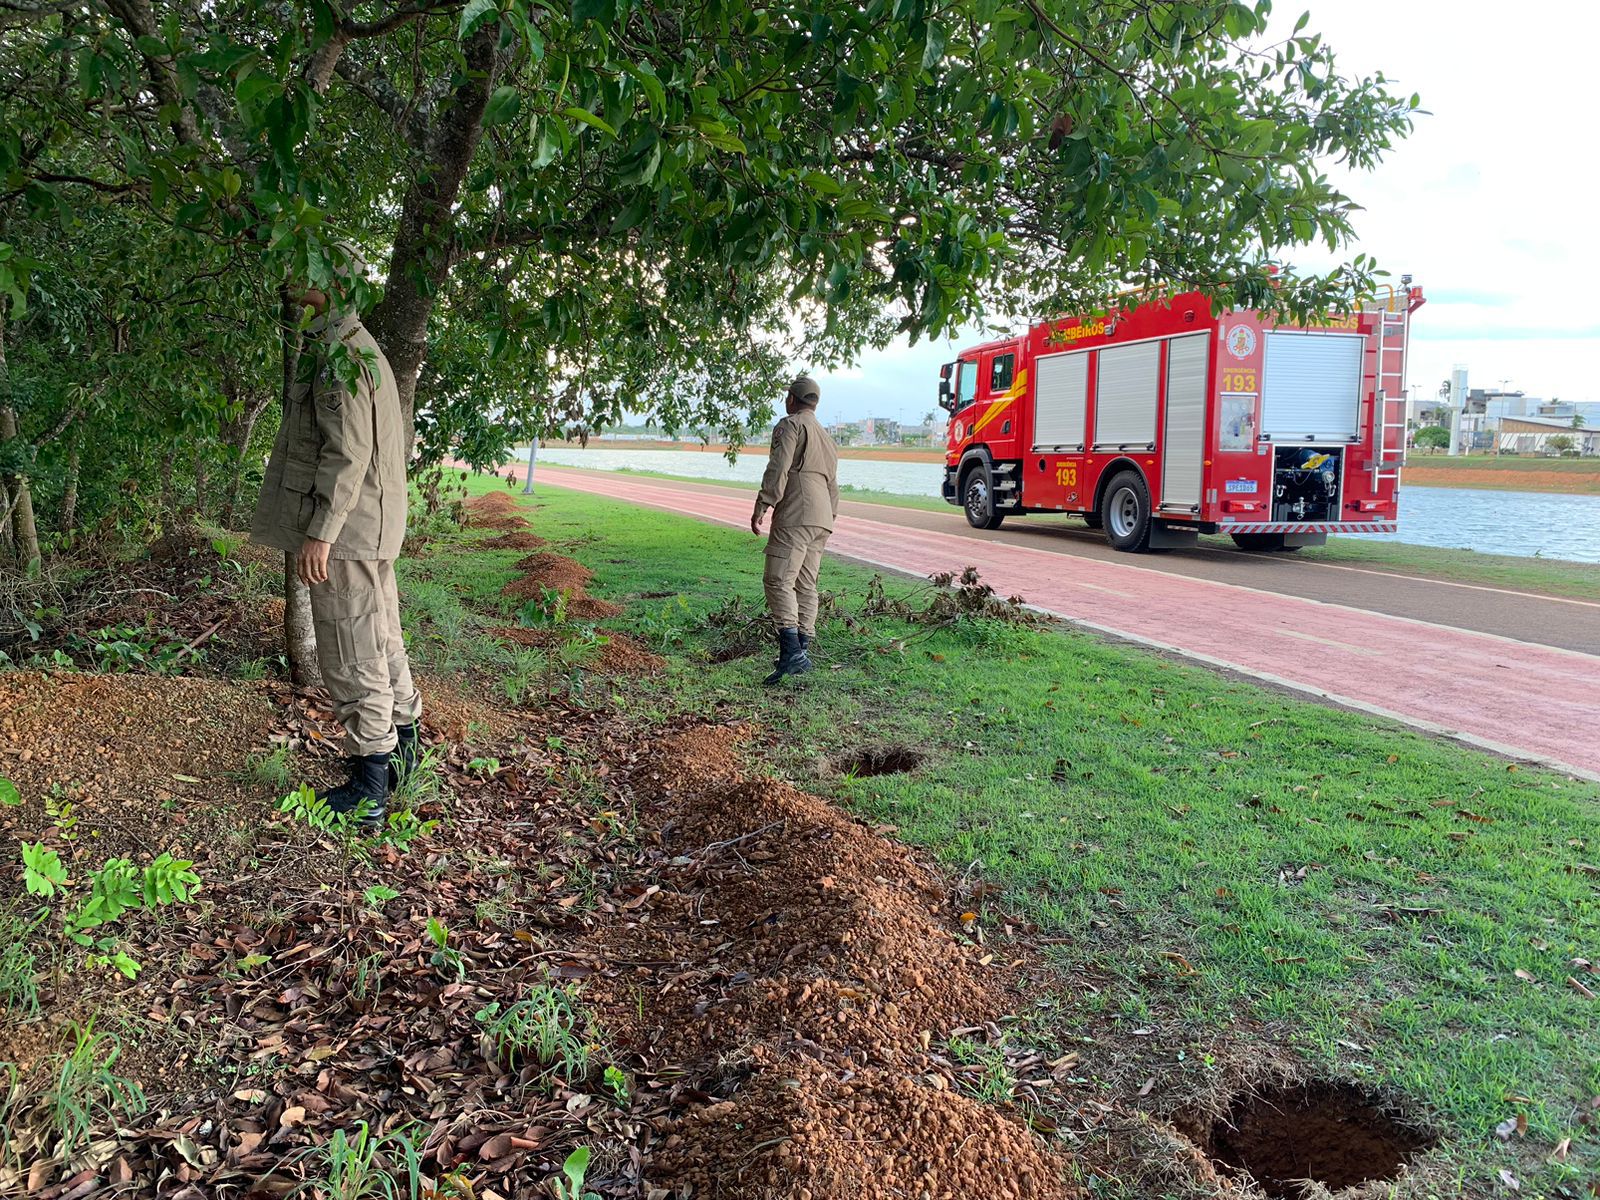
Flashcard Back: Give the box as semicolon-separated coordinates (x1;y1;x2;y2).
654;1053;1071;1200
500;552;624;620
579;725;1074;1198
479;530;547;550
490;626;664;674
462;489;531;530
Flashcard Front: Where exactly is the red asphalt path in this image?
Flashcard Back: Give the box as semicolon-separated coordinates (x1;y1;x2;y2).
525;466;1600;782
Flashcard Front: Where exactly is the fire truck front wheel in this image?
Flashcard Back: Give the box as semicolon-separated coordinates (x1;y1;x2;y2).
1103;471;1153;552
962;461;1006;530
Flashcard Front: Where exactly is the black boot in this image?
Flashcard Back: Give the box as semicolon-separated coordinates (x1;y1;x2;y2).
799;631;812;655
764;627;812;685
388;723;420;789
323;753;390;827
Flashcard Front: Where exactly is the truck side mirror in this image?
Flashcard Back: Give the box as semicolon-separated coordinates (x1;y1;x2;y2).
939;362;953;381
938;379;954;411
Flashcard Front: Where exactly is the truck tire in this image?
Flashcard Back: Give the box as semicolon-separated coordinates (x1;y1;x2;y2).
1102;471;1152;552
1230;533;1287;552
962;460;1005;530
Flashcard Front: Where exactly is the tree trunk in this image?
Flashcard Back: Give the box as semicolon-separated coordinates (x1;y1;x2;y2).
365;25;501;425
159;446;177;529
220;391;270;530
192;442;208;521
60;429;81;535
284;557;322;687
0;310;41;566
275;297;322;686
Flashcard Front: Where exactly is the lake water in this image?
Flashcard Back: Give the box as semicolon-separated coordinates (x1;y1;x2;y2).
523;446;1600;564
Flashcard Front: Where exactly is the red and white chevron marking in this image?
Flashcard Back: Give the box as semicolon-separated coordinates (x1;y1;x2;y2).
1220;521;1397;534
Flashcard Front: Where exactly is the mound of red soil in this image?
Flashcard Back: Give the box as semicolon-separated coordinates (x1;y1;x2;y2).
581;724;1074;1198
652;1053;1073;1199
500;557;595;601
490;626;664;674
513;553;594;590
498;553;624;621
479;531;546;550
463;491;530;530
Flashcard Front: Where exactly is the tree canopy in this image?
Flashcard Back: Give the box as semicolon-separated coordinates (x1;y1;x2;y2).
0;0;1417;558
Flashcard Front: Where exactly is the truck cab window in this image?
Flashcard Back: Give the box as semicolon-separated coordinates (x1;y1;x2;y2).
958;361;979;408
990;353;1016;394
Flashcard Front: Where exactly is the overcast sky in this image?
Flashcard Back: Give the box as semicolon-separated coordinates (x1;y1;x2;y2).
809;0;1600;426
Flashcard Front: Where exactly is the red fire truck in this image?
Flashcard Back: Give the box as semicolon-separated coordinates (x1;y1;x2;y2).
938;284;1425;551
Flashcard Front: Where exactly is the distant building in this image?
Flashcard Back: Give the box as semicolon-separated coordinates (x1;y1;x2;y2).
856;417;902;445
1498;415;1599;456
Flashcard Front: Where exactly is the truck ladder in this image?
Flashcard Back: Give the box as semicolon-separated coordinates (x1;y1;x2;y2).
1368;293;1409;490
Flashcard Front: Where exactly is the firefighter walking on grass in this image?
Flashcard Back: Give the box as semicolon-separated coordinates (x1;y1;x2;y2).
250;243;421;824
751;374;840;684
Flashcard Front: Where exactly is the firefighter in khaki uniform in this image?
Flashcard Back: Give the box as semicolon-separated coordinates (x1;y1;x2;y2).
751;375;840;684
251;244;421;823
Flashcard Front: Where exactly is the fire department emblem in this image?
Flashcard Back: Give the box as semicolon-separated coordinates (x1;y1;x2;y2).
1226;325;1257;359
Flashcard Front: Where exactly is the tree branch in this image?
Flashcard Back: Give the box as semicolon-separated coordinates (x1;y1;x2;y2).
101;0;204;148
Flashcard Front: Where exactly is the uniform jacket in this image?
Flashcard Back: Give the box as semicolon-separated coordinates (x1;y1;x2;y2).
756;408;840;532
250;314;408;561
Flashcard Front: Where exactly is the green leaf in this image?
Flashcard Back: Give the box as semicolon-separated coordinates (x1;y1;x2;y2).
563;106;617;137
135;35;169;58
234;73;280;107
563;1147;591;1189
921;21;947;71
21;842;68;897
459;0;498;40
0;778;20;807
571;0;607;24
483;85;522;127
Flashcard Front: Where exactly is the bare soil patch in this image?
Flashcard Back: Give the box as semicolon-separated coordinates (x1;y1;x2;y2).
826;744;926;778
1196;1081;1432;1198
1403;464;1600;494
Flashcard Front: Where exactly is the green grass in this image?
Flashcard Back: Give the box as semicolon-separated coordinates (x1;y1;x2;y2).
533;464;1599;600
1205;533;1600;600
450;476;1599;1194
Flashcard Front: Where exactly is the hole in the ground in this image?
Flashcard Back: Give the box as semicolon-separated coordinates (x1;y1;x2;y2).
827;745;926;778
1202;1082;1432;1198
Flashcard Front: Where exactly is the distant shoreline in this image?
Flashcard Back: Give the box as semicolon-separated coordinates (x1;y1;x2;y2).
541;438;947;464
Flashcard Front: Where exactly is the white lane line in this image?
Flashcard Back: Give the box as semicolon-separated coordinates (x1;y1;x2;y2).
1275;629;1384;656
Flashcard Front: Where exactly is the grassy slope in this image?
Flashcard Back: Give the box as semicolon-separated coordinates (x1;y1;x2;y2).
462;476;1600;1195
541;466;1600;601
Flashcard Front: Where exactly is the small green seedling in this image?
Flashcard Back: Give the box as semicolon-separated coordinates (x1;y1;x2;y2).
551;1147;601;1200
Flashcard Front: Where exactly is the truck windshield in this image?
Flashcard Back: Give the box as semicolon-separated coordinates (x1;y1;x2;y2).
958;361;979;408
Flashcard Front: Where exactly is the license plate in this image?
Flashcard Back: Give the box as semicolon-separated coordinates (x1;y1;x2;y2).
1225;479;1258;494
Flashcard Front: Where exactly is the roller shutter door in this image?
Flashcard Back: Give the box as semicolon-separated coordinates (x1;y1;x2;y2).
1261;332;1364;441
1092;341;1160;448
1031;351;1089;450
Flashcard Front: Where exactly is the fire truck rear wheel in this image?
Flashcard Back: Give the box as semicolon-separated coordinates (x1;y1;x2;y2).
1103;471;1152;552
962;461;1006;530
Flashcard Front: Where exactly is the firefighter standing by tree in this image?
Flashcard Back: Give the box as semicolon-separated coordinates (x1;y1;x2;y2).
251;243;421;823
751;374;840;684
